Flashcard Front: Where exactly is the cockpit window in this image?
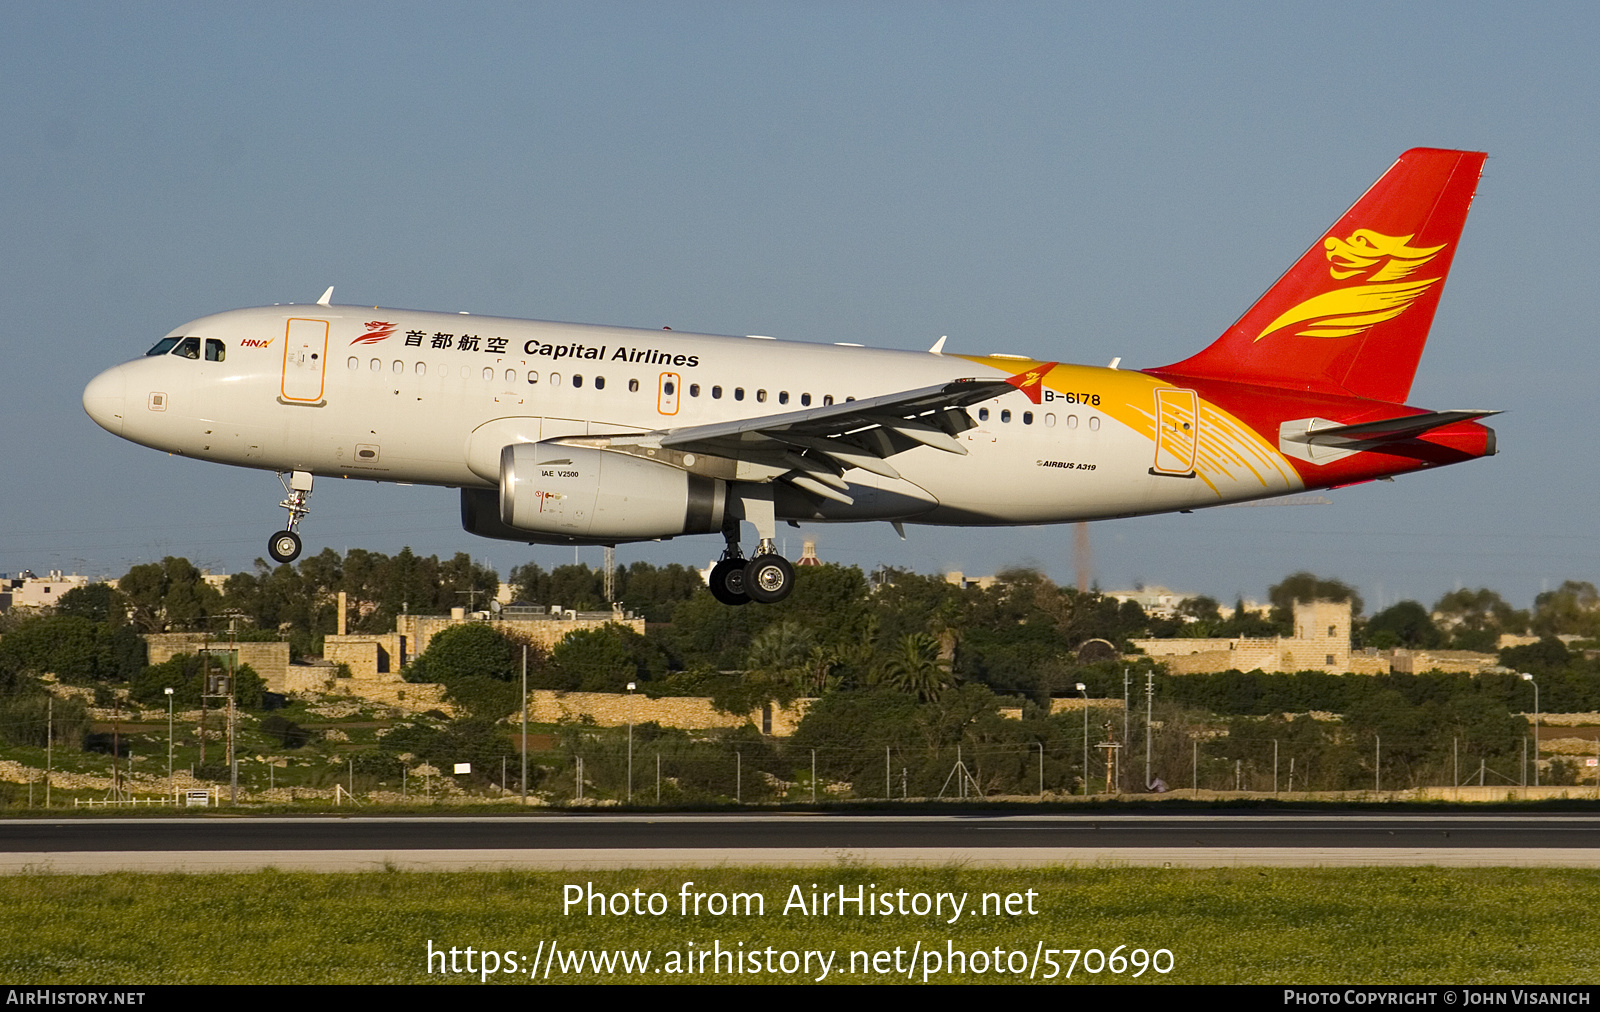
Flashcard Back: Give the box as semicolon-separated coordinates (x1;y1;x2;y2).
204;339;226;362
145;337;181;356
173;337;201;359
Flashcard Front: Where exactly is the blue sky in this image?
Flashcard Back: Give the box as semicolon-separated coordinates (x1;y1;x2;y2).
3;2;1595;611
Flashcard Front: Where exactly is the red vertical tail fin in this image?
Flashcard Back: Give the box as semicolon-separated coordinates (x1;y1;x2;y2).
1153;148;1486;403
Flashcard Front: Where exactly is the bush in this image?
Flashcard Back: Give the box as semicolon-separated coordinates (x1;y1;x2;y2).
259;714;310;748
404;624;527;718
130;656;266;710
0;695;92;749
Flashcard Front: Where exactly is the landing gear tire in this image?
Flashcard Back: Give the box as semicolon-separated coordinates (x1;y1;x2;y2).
268;530;302;564
708;558;750;606
744;554;795;604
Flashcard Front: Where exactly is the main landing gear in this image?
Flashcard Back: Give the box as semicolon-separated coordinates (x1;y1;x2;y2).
708;507;796;606
267;470;314;564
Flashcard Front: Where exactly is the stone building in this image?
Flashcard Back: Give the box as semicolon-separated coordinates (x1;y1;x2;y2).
321;597;647;682
1130;599;1390;675
144;632;295;688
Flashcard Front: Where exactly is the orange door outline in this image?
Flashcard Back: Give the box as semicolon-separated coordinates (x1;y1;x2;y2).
1151;387;1198;477
281;318;330;403
658;371;680;415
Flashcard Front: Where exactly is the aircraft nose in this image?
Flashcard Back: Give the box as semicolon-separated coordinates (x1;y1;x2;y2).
83;366;126;436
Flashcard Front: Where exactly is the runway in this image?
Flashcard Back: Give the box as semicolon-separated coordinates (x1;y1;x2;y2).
4;812;1600;871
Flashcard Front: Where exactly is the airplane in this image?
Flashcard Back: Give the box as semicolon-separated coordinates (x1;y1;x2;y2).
83;148;1497;606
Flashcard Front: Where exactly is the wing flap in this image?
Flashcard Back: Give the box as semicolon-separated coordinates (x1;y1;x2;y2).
577;374;1013;504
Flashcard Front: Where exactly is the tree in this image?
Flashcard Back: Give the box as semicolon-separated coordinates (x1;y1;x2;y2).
1177;596;1223;635
130;655;264;709
1532;581;1600;638
1434;587;1526;650
119;557;222;632
0;617;98;680
510;563;604;611
404;623;524;718
54;584;124;625
1363;601;1442;649
874;633;952;703
616;562;707;623
548;624;666;691
1268;572;1363;627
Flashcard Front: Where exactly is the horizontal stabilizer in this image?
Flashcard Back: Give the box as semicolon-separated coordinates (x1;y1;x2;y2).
1290;409;1500;444
1278;409;1499;465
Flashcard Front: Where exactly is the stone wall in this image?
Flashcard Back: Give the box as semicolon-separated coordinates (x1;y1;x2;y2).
1000;697;1125;720
525;690;812;736
1390;649;1501;675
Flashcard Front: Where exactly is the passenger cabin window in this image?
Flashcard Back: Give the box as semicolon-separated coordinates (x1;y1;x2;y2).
594;376;606;390
573;374;583;387
734;387;745;401
822;395;834;406
528;371;539;384
628;379;640;392
174;337;201;359
204;339;226;362
712;386;723;399
978;407;989;421
756;389;767;403
778;391;789;404
146;337;181;356
801;393;811;406
689;383;700;397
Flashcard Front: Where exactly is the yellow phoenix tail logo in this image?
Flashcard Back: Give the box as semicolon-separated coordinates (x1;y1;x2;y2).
1254;229;1447;341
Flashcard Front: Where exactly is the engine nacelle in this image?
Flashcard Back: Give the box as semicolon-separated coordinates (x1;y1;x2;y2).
497;442;725;541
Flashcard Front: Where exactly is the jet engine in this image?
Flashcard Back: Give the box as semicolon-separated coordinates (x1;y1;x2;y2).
488;442;725;542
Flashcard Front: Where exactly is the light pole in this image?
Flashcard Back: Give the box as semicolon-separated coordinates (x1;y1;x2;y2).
164;687;174;794
1076;682;1088;796
626;681;636;802
520;646;528;806
1522;673;1539;787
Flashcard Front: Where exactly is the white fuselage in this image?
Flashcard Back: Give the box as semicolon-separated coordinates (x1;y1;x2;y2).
83;305;1303;535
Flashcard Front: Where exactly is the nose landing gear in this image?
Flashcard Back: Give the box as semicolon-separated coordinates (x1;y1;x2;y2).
267;470;314;564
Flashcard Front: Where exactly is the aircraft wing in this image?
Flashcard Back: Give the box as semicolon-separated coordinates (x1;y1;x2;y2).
562;375;1021;504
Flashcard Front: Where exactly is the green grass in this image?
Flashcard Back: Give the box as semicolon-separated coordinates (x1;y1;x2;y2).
0;866;1594;984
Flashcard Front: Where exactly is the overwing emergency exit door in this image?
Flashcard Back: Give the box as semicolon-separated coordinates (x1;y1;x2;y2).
658;372;680;415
